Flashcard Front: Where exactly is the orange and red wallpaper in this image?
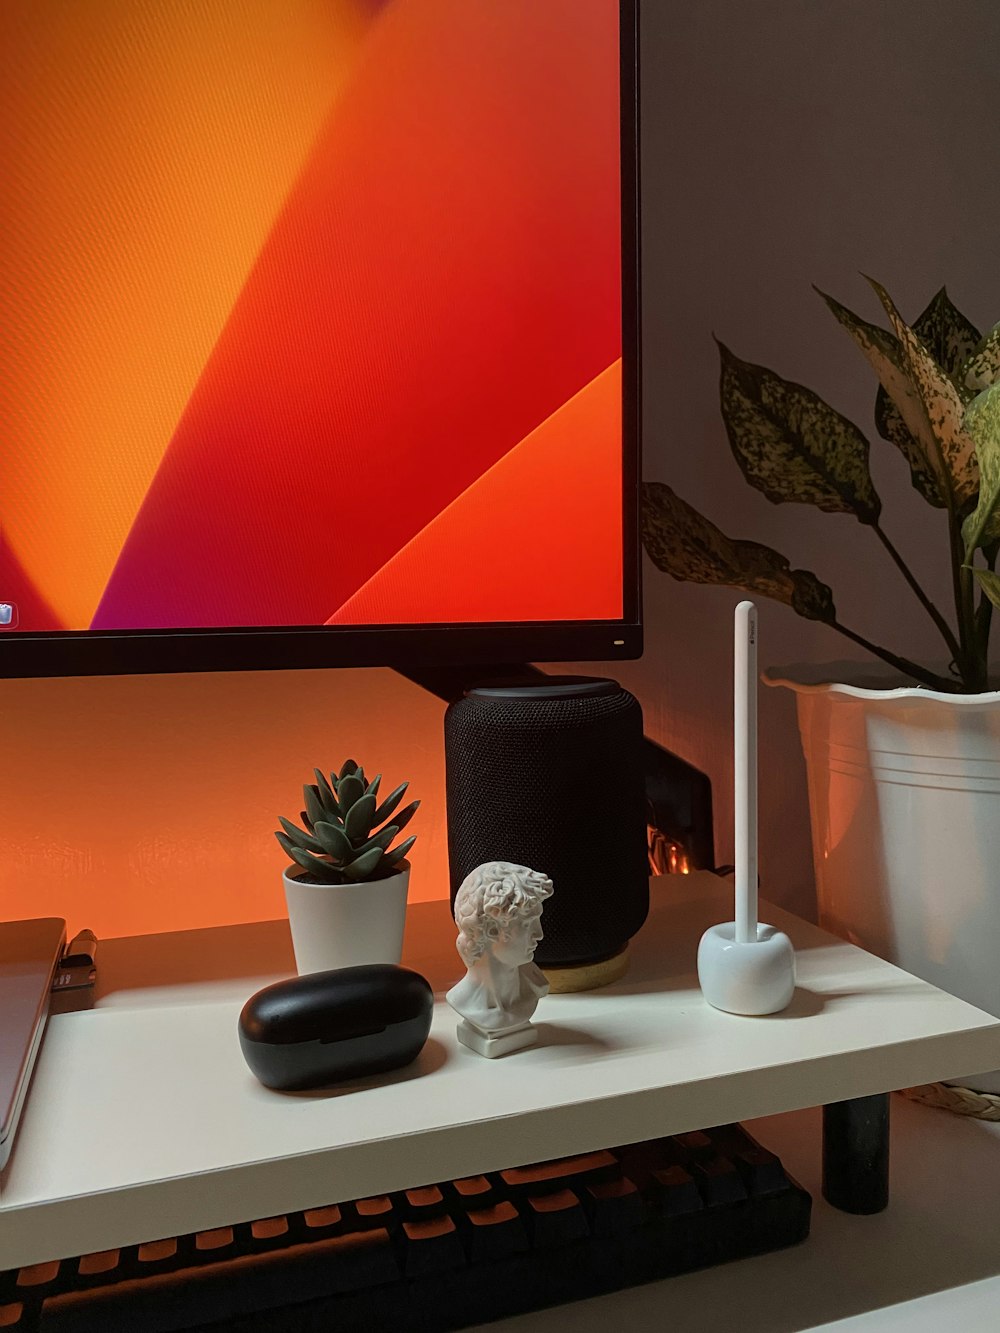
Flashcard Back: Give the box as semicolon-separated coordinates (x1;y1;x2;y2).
1;0;623;636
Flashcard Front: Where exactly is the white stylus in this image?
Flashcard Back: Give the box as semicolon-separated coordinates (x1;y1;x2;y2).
697;601;796;1015
734;600;758;945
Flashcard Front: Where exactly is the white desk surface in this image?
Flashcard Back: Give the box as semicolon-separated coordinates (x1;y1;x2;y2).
2;871;999;1270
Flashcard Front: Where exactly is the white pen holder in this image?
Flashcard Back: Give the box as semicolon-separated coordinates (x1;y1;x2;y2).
698;922;795;1016
697;600;796;1016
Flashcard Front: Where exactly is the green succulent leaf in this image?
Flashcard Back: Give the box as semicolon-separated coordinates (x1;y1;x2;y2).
961;384;1000;555
373;781;408;824
276;833;327;876
717;339;881;523
961;323;1000;394
342;846;385;881
866;277;979;507
390;800;420;836
972;568;1000;611
277;815;323;854
312;819;353;861
313;769;339;815
303;784;327;830
338;758;359;780
336;774;364;813
366;773;382;797
641;482;837;623
344;791;377;841
383;835;416;868
819;287;946;507
350;824;400;860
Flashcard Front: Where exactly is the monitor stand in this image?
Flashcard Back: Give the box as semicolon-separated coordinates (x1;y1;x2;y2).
395;664;715;874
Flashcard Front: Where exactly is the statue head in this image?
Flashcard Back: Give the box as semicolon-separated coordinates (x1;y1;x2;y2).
454;861;554;970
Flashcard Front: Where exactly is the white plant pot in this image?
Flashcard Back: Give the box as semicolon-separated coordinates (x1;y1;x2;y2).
282;862;410;976
766;666;1000;1094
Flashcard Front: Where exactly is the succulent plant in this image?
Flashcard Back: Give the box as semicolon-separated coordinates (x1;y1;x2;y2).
275;760;418;884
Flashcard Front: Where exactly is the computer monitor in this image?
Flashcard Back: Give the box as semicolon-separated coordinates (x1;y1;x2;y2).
1;0;640;680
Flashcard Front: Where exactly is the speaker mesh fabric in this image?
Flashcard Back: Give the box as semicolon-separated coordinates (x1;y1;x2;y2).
444;680;648;966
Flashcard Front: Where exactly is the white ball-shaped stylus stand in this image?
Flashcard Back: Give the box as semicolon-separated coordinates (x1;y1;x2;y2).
697;922;796;1016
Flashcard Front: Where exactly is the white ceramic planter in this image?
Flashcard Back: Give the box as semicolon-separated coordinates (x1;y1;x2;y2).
282;862;410;976
766;666;1000;1093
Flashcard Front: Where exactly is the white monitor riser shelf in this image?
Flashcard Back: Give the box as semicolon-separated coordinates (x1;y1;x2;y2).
1;871;999;1271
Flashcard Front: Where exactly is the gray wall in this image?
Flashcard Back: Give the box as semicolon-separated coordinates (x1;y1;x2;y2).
615;0;1000;915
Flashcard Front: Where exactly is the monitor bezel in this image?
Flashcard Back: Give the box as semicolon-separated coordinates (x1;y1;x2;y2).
1;0;641;681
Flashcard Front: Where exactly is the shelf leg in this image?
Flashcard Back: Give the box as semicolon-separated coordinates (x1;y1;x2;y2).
822;1093;890;1214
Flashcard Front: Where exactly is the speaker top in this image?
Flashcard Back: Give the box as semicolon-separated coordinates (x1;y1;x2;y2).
466;676;621;701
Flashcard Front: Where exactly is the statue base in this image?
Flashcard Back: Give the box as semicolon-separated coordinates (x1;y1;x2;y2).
455;1019;538;1059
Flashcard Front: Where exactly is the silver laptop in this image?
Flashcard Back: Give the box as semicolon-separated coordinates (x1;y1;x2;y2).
1;918;66;1170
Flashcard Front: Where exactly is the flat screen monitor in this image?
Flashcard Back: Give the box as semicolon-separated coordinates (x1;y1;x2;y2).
0;0;640;678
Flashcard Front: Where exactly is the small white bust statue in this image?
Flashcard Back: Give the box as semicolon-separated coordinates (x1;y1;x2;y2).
446;861;554;1058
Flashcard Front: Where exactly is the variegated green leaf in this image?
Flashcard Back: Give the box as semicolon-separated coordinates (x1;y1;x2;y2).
972;568;1000;611
819;287;944;507
641;482;836;623
961;384;1000;555
961;323;1000;394
900;286;980;375
717;341;880;523
867;278;979;506
871;288;979;504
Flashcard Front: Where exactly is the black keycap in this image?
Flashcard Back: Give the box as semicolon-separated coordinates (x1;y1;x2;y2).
446;1174;502;1212
584;1175;645;1237
16;1260;61;1296
693;1156;749;1207
74;1251;121;1289
525;1189;589;1248
675;1130;714;1158
191;1228;236;1264
402;1216;467;1278
461;1201;529;1263
501;1150;619;1198
124;1237;180;1280
300;1206;343;1240
39;1228;400;1332
736;1148;788;1196
398;1184;446;1220
353;1195;398;1232
651;1164;704;1217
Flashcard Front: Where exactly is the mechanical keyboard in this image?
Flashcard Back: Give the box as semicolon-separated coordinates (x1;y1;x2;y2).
1;1123;810;1332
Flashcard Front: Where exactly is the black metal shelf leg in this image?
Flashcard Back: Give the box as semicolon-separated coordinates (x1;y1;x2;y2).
823;1093;890;1214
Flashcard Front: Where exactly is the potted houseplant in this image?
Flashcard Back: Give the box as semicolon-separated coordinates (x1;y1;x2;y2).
642;279;1000;1105
275;760;418;975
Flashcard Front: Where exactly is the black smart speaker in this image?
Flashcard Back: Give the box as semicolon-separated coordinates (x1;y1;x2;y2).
444;677;648;973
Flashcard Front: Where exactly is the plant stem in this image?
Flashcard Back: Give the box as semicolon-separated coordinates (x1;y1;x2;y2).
828;618;961;692
870;521;962;663
975;544;999;682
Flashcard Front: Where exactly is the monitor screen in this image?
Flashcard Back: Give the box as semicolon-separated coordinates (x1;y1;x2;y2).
0;0;639;674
